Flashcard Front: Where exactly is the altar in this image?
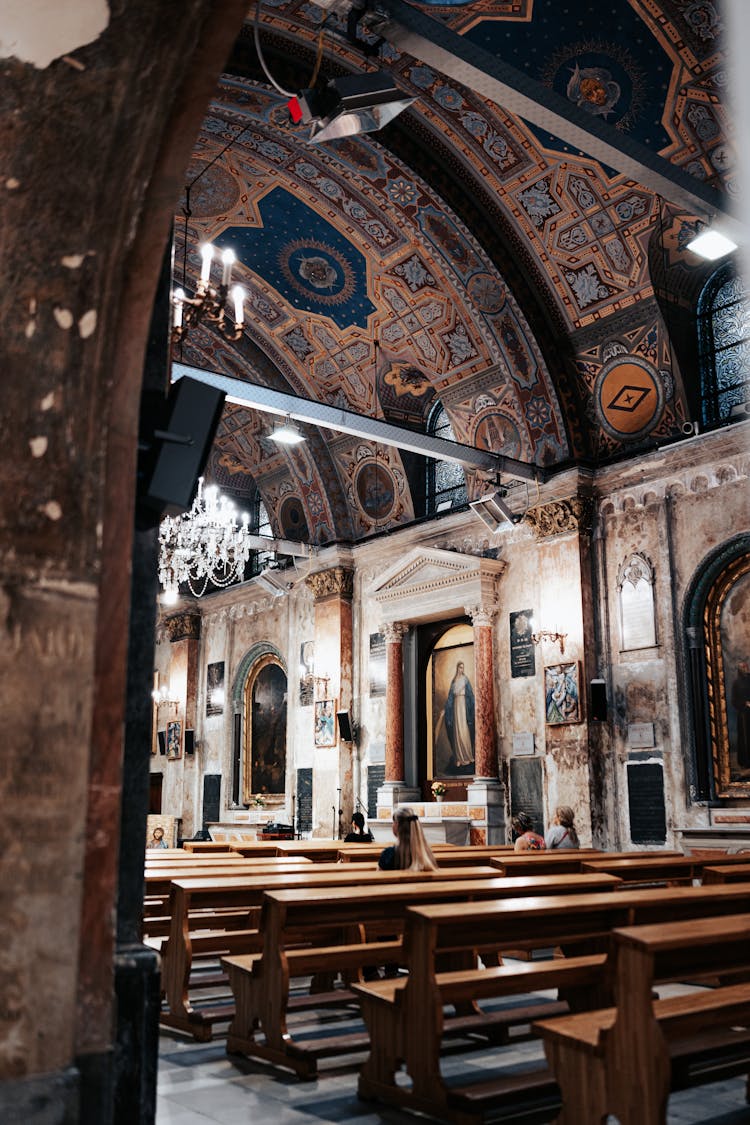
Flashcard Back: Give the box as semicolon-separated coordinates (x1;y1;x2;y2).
370;804;472;845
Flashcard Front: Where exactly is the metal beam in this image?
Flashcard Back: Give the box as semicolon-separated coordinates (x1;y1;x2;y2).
373;0;742;239
172;363;544;482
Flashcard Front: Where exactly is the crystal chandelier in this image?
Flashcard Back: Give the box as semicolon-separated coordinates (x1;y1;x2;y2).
158;477;253;601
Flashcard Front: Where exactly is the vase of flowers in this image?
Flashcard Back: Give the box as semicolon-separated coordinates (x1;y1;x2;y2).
252;795;266;809
431;781;446;803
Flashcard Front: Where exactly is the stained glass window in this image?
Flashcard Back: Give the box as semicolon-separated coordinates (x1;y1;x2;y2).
698;263;750;427
426;402;467;513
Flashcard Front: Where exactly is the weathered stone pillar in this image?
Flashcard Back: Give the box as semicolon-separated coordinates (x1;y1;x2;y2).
383;621;408;783
164;611;201;836
306;566;354;838
466;606;499;781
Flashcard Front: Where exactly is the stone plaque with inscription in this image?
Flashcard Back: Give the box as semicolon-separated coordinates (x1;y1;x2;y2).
510;609;536;678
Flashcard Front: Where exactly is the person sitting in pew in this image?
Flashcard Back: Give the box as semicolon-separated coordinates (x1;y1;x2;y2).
511;811;546;851
545;805;579;849
378;805;437;871
344;811;373;843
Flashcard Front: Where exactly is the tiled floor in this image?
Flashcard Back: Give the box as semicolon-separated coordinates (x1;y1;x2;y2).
156;997;750;1125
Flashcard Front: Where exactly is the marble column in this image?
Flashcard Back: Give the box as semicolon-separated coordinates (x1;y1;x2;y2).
467;606;499;780
465;605;504;844
383;621;408;783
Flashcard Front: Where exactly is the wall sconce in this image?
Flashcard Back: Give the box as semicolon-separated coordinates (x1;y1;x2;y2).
531;629;567;655
152;683;180;713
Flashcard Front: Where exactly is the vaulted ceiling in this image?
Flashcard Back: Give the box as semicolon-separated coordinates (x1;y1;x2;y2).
176;0;731;546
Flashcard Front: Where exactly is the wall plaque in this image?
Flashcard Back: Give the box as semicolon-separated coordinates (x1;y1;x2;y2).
296;767;313;834
367;764;385;819
628;722;655;748
369;632;387;697
510;757;544;838
202;774;221;828
510;609;535;678
512;731;535;756
626;762;667;844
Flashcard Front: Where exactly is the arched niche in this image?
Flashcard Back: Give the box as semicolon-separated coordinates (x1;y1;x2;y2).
683;534;750;801
617;553;657;650
231;643;287;806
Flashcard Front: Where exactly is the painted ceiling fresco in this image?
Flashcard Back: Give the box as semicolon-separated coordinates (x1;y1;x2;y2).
178;0;730;545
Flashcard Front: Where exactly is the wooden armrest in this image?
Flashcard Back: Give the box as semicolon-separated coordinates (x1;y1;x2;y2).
534;1007;616;1049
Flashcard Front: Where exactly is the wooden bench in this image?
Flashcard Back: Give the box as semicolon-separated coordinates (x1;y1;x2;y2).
536;912;750;1124
489;850;680;878
353;882;750;1124
336;845;518;865
159;864;501;1040
221;872;620;1078
580;855;698;886
703;863;750;884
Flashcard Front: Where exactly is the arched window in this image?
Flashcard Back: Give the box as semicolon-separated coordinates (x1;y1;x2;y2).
697;263;750;427
426;402;467;514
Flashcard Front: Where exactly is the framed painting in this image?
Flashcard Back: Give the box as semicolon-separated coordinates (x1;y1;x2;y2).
705;553;750;796
314;698;337;747
431;639;475;777
206;661;225;716
243;655;287;804
544;662;582;725
166;719;182;759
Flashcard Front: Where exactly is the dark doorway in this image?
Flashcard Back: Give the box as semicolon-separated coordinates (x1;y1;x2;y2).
148;772;163;815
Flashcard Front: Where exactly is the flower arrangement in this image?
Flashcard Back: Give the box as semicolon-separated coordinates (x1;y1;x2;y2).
431;781;447;798
252;794;266;808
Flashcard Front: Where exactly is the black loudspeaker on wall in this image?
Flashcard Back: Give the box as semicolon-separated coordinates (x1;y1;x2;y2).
337;710;354;742
157;731;166;755
590;679;608;722
185;729;195;755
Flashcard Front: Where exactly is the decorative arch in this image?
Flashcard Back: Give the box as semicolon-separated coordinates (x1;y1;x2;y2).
231;643;287;805
683;534;750;802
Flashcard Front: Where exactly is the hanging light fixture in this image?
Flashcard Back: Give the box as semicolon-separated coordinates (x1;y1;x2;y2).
269;416;306;445
172;241;246;345
158;477;253;599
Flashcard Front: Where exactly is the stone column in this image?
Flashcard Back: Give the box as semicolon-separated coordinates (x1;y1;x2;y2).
467;606;499;781
465;605;504;844
165;611;201;837
383;621;408;783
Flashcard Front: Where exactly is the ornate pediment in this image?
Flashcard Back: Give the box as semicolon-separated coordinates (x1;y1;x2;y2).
371;547;506;624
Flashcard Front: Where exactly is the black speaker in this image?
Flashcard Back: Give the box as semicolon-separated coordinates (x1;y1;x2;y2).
185;729;195;755
157;730;166;755
337;710;354;742
590;679;608;722
140;376;225;514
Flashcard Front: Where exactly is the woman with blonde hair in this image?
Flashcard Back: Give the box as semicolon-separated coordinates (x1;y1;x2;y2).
378;805;438;871
544;805;579;849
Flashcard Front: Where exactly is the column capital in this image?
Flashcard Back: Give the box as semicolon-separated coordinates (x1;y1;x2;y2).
305;566;354;602
465;605;497;628
164;611;201;642
382;621;408;643
524;495;595;539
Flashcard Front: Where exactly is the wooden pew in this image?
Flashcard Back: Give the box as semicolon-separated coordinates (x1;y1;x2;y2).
581;855;697;886
221;873;620;1077
182;841;235;853
160;864;501;1040
536;913;750;1125
703;863;750;884
336;845;517;865
490;849;680;877
353;883;750;1124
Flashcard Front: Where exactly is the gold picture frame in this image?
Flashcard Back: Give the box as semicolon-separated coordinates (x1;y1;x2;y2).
705;553;750;797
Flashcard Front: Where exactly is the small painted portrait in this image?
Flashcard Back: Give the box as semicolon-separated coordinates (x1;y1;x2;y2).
166;720;182;760
433;644;476;777
314;698;336;747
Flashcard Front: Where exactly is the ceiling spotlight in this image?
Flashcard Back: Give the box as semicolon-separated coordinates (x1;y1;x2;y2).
288;72;416;144
686;227;738;261
270;418;306;445
469;489;518;532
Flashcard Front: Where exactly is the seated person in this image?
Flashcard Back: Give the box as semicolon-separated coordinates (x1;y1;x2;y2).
344;810;373;843
544;805;579;849
511;811;545;851
378;805;437;871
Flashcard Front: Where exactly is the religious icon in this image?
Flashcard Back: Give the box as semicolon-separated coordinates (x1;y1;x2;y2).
314;698;336;748
432;642;475;776
544;663;581;725
166;719;182;759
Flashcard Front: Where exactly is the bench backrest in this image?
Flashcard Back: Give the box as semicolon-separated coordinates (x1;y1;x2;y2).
702;863;750;884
